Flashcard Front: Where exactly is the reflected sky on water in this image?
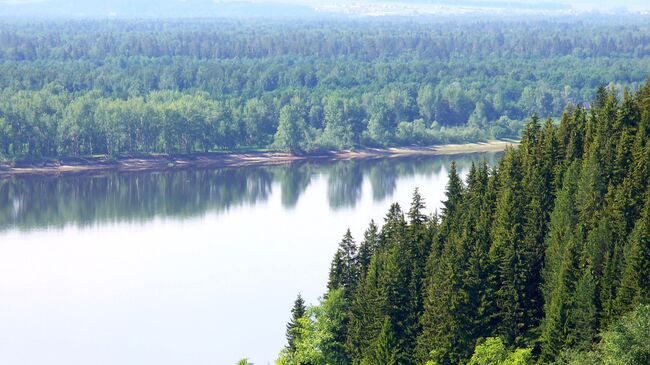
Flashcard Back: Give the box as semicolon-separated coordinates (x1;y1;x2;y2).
0;152;500;364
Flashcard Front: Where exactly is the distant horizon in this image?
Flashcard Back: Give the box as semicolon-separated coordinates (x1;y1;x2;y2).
1;0;649;19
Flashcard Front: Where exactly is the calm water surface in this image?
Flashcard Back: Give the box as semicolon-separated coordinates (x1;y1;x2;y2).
0;152;499;365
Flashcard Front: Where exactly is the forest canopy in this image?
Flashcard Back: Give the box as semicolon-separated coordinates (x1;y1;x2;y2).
279;81;650;364
0;19;649;159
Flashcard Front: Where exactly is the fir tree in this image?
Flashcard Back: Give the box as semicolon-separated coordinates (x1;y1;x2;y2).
489;148;529;346
347;253;387;363
328;228;359;294
441;161;464;223
370;317;398;365
358;220;380;279
278;80;650;365
286;293;307;353
617;191;650;312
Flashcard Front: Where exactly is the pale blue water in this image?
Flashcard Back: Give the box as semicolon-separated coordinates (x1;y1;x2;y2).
0;152;499;364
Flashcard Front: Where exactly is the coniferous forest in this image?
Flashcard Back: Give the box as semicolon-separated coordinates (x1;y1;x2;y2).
279;83;650;364
0;19;649;159
2;13;650;365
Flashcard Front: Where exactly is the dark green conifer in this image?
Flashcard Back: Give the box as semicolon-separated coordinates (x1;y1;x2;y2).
358;220;379;279
286;293;306;353
371;317;398;365
617;191;650;312
328;229;359;294
489;147;529;345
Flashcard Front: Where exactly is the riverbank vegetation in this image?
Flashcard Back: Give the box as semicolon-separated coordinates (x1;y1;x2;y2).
0;19;649;160
279;82;650;364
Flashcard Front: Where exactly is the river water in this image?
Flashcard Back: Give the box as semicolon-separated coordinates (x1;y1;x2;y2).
0;152;500;365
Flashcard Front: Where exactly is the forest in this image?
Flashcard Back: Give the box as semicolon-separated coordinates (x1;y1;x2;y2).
0;19;649;159
278;82;650;364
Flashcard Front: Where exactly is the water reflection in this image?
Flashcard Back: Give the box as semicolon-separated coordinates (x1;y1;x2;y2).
0;152;500;230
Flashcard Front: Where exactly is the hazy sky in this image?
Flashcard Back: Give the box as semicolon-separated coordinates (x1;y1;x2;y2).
1;0;649;19
0;0;647;7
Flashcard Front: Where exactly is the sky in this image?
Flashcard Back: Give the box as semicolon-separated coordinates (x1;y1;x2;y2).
1;0;649;18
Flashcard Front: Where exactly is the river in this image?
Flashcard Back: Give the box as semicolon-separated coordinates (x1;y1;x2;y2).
0;152;500;364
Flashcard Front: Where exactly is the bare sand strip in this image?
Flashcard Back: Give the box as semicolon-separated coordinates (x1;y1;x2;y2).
0;140;516;176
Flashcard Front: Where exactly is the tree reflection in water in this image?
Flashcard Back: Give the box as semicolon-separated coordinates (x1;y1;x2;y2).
0;152;501;230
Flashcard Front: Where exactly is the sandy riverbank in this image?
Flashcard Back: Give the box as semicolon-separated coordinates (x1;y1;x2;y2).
0;140;516;176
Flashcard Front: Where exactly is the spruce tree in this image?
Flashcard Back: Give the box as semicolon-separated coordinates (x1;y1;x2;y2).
617;191;650;312
567;270;598;351
407;188;430;331
540;161;584;361
371;317;398;365
462;161;494;342
417;232;463;365
286;293;307;353
286;80;650;365
441;161;464;224
347;252;387;363
358;220;380;279
328;229;359;294
489;148;529;345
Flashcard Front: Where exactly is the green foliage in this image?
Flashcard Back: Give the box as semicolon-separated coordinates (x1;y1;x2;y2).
328;229;359;294
369;317;398;365
276;289;351;365
286;294;307;353
597;304;650;365
1;20;648;160
274;105;310;153
274;57;650;365
557;304;650;365
467;337;533;365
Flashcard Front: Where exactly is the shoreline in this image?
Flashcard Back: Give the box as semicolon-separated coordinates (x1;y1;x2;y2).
0;140;516;176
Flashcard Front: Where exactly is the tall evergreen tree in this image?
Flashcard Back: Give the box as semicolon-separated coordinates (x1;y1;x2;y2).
488;148;529;346
279;80;650;365
370;317;398;365
617;191;650;312
328;229;359;295
358;220;380;279
286;293;307;353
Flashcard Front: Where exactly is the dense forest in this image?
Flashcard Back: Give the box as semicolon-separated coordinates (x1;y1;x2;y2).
0;19;649;159
279;82;650;364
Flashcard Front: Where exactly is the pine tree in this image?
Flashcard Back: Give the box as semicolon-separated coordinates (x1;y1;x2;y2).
283;80;650;365
441;161;464;223
616;88;640;130
617;191;650;312
286;293;307;353
567;270;598;351
520;114;552;332
326;230;359;364
462;161;495;342
358;220;379;279
381;203;406;249
417;162;495;365
381;232;418;364
408;187;427;227
595;85;608;109
576;149;606;231
328;228;359;294
370;317;398;365
540;161;583;361
434;161;464;257
489;148;529;346
417;232;463;365
599;185;633;323
407;188;431;327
